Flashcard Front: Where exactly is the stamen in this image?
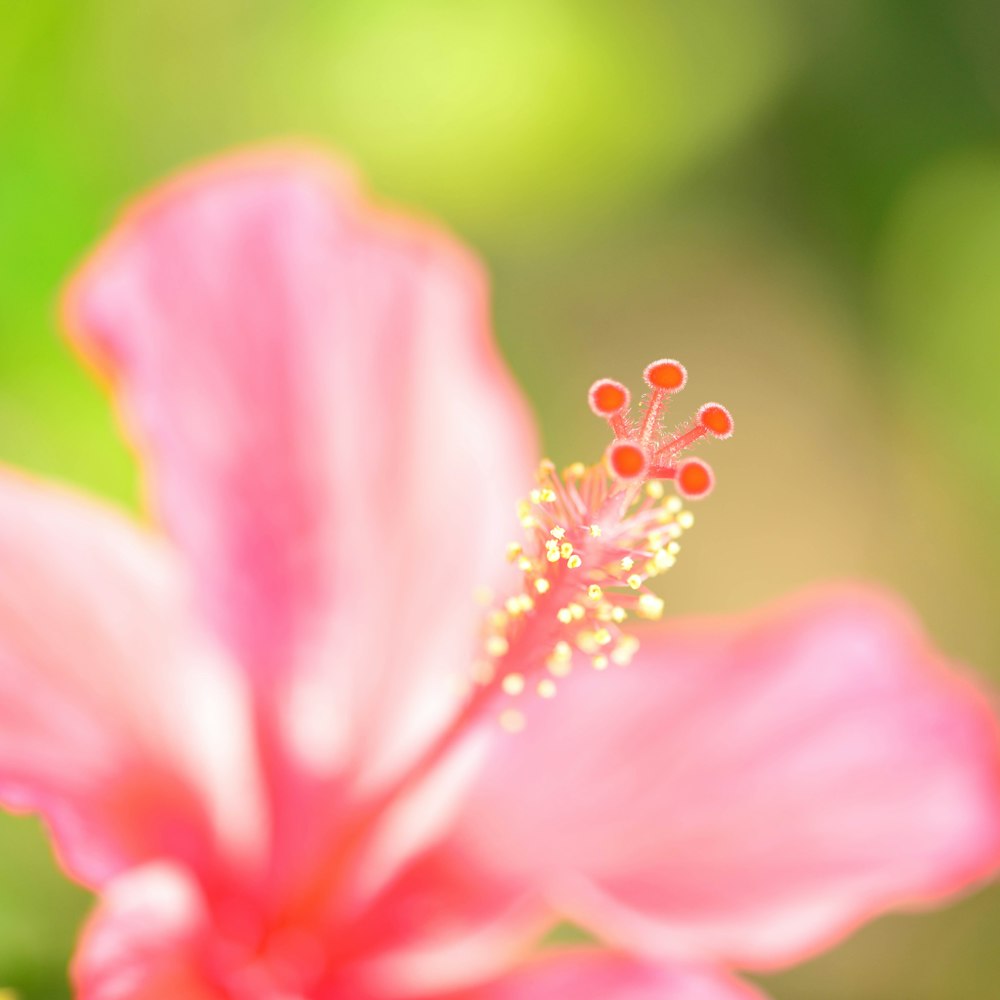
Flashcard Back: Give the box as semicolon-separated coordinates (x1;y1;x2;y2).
643;358;688;391
588;378;630;416
698;403;734;439
537;678;557;699
499;709;526;733
641;358;687;443
676;458;714;499
501;673;525;695
607;441;648;481
588;378;631;438
473;357;731;730
590;360;731;497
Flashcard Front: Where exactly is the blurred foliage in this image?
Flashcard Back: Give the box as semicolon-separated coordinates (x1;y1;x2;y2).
0;815;89;997
1;0;1000;997
880;153;1000;493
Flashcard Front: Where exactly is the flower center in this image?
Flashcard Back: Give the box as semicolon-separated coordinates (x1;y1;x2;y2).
273;361;733;928
475;358;733;731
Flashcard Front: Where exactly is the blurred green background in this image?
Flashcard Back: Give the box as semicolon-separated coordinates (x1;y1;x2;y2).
2;0;1000;996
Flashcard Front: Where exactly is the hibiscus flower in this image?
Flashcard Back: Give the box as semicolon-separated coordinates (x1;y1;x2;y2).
1;148;997;999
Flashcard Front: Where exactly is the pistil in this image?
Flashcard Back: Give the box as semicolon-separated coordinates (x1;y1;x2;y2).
476;357;733;729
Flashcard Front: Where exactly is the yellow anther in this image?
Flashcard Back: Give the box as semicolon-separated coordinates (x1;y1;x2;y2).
567;554;582;569
621;556;635;571
517;556;535;572
545;639;573;677
627;574;643;590
517;594;535;613
502;673;525;695
666;523;683;539
537;678;557;698
666;496;683;514
488;610;508;629
506;542;523;562
593;655;609;671
653;549;676;571
548;659;571;678
594;627;613;646
540;488;557;503
529;488;542;504
566;462;586;478
588;584;604;601
471;661;495;685
667;541;681;556
645;480;665;499
546;548;561;563
500;708;526;733
611;606;627;623
534;578;551;594
538;458;556;476
577;631;600;654
505;596;522;616
550;526;566;540
520;515;538;529
557;607;574;624
678;511;695;530
587;524;601;539
486;635;510;657
560;542;574;559
569;603;585;620
546;538;560;551
611;635;640;666
638;594;665;620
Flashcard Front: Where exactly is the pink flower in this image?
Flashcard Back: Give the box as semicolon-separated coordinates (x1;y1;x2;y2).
1;147;998;999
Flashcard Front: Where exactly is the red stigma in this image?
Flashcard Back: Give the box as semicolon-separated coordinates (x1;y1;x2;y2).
644;359;687;391
698;403;733;439
608;441;648;480
589;379;630;417
589;358;732;499
676;458;715;498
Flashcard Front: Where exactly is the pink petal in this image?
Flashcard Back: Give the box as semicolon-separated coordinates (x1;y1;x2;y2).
449;584;1000;970
445;952;768;1000
343;833;550;998
0;468;263;888
75;873;762;1000
73;864;224;1000
62;147;536;786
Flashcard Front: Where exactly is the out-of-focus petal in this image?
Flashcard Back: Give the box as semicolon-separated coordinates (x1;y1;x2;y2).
62;147;536;788
449;584;1000;969
442;952;769;1000
0;468;263;888
73;864;224;1000
342;830;549;998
